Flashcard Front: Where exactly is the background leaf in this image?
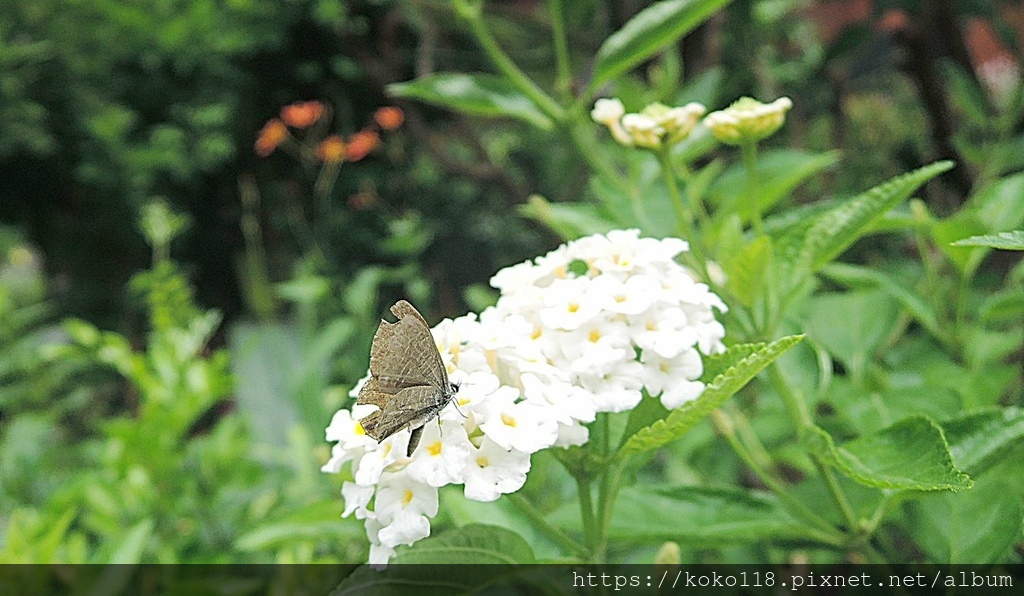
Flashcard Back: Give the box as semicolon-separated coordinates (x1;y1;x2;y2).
388;74;553;129
803;416;972;491
951;230;1024;250
589;0;732;93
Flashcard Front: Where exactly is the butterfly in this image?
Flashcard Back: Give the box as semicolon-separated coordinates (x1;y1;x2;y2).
356;300;459;457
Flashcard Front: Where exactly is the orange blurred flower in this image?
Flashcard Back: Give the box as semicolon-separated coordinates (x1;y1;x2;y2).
373;106;404;131
255;119;288;157
316;135;346;163
345;130;380;162
281;101;325;128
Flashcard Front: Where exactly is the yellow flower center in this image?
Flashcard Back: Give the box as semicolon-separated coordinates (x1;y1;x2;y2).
476;456;490;468
501;413;518;427
645;320;657;331
427;441;443;456
402;488;414;506
355;422;366;436
588;329;601;343
567;302;580;313
531;326;543;340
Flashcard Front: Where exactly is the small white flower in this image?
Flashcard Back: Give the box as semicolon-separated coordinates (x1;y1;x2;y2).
374;475;439;519
704;96;793;144
621;113;663;149
477;390;559;453
538;277;602;331
342;481;375;519
405;420;471;487
642;348;706;409
591;98;625;124
462;437;531;502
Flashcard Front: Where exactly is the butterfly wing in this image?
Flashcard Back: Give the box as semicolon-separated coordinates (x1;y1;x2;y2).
358;385;448;442
356;301;456;448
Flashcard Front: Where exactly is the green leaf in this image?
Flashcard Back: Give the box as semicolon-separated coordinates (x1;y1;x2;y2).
910;476;1022;563
387;524;533;564
804;290;900;378
600;485;810;545
518;195;618;240
951;230;1024;250
943;407;1024;477
709;149;840;217
588;0;731;93
979;288;1024;323
388;74;552;130
107;519;153;564
802;416;972;491
621;336;803;454
723;235;772;307
775;161;953;296
820;263;941;338
331;526;536;595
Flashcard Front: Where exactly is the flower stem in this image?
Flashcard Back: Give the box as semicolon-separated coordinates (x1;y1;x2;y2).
548;0;572;101
454;0;564;123
507;492;589;559
574;474;598;560
741;140;763;236
658;146;691;236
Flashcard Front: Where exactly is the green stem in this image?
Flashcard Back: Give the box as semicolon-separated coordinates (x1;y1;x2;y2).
710;410;840;541
548;0;572;101
767;362;811;430
657;146;691;235
817;460;858;530
455;0;564;122
741;140;763;236
575;474;598;560
507;493;589;559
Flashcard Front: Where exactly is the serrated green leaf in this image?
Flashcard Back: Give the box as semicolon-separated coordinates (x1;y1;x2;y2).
943;407;1024;477
622;336;802;454
910;476;1022;564
723;235;772;307
803;416;972;491
388;74;552;129
951;230;1024;250
331;526;535;595
601;485;809;545
589;0;731;93
775;161;953;296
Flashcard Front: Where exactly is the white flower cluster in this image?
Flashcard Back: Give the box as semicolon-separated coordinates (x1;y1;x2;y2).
322;229;726;564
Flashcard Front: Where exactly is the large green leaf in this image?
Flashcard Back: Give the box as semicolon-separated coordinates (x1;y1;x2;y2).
774;161;953;297
942;407;1024;477
621;336;803;454
331;525;535;595
388;74;552;129
590;485;809;545
709;149;840;217
820;263;941;338
803;416;972;491
804;290;900;378
588;0;731;93
909;476;1022;563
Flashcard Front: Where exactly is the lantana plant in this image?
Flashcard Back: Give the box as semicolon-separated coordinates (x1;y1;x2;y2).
325;0;1024;574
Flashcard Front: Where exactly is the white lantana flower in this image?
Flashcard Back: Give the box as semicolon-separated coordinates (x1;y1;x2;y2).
323;229;727;564
594;99;706;149
704;96;793;145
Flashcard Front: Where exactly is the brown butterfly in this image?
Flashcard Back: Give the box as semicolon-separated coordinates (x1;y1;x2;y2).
356;300;458;457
